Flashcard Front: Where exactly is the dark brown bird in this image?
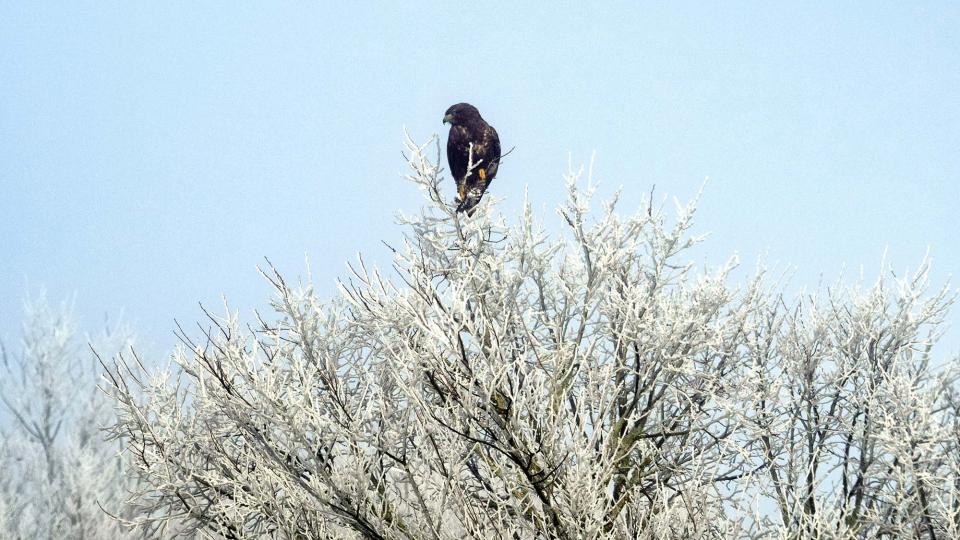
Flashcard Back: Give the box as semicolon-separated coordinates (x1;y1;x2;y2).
443;103;501;214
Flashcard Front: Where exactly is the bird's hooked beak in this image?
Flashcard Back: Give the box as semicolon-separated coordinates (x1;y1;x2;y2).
442;113;454;125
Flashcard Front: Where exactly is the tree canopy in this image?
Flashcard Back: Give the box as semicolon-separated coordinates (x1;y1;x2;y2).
102;136;960;539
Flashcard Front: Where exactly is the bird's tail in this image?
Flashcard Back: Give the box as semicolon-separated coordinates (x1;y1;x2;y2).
456;186;485;215
456;200;478;216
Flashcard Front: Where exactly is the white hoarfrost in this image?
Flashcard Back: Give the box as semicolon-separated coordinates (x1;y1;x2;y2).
103;136;959;539
0;296;139;539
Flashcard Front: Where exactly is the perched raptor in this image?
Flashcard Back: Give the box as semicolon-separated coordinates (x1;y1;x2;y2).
443;103;501;214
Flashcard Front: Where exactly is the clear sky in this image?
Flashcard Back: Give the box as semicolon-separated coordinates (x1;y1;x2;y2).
2;2;958;357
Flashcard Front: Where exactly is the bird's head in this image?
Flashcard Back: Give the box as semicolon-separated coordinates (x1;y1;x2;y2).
443;103;481;126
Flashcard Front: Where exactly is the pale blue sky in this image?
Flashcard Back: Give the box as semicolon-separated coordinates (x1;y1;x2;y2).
2;2;958;355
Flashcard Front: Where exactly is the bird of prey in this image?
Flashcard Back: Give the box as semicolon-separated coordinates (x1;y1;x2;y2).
442;103;501;214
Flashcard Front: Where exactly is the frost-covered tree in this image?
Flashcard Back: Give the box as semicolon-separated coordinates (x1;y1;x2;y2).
0;296;140;539
104;135;959;539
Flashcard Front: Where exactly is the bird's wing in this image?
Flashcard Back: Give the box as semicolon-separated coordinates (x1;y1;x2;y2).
481;124;501;182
